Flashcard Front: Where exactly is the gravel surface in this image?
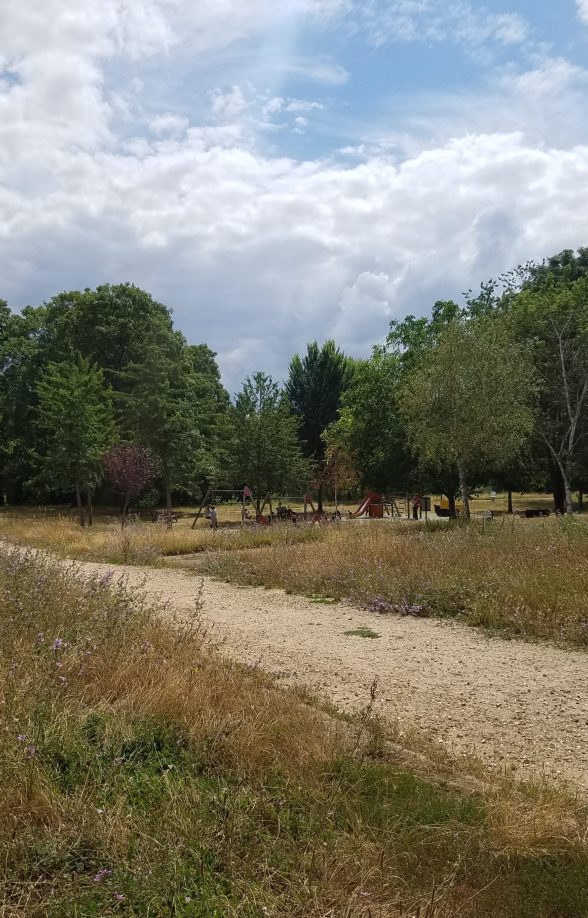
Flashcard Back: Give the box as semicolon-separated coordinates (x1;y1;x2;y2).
70;560;588;789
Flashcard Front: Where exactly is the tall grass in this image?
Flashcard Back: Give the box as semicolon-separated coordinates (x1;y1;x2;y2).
1;548;588;916
0;512;323;564
203;519;588;646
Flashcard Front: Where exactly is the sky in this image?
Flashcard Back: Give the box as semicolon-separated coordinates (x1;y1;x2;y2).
1;1;588;391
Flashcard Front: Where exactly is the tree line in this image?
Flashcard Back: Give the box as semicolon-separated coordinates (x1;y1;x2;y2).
1;247;587;522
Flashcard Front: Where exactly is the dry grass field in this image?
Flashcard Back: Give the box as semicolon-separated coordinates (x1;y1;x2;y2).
1;499;586;646
1;546;588;916
201;516;588;646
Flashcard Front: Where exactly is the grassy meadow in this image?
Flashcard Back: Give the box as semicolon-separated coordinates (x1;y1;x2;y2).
0;510;323;564
1;547;588;916
1;506;587;646
201;517;588;646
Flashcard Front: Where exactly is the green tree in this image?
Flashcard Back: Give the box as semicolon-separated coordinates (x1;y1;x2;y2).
37;284;181;389
36;356;114;525
230;372;312;513
508;276;588;515
400;317;535;519
286;341;352;510
327;349;412;494
121;343;211;509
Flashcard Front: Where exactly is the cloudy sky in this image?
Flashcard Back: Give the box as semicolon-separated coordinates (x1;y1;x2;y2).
1;1;588;389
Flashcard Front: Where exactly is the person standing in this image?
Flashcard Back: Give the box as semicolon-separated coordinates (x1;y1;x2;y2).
208;504;218;530
412;494;421;520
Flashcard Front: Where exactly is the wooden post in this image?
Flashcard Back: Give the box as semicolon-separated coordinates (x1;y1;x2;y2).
192;485;213;530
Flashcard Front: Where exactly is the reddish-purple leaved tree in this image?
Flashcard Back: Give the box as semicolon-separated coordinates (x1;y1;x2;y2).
103;444;158;527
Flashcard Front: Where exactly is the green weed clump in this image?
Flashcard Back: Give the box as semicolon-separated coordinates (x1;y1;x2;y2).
204;519;588;646
0;548;587;916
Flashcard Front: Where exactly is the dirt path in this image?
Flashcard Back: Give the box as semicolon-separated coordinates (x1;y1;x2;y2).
72;560;588;789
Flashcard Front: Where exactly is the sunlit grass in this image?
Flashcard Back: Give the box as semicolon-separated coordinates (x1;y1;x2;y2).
202;518;588;646
1;548;587;916
0;511;323;564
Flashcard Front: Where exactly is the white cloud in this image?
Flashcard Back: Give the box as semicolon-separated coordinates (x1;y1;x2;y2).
283;56;350;85
268;98;324;114
209;86;249;119
150;113;189;135
577;0;588;24
354;0;529;52
1;0;587;390
3;128;588;387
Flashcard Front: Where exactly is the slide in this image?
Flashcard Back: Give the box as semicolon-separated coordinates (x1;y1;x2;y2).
349;492;382;518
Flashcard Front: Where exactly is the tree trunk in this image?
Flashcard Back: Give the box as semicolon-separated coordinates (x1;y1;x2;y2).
507;490;513;515
579;489;584;512
562;466;574;515
552;460;574;515
317;481;324;514
86;489;94;526
75;482;85;528
448;494;457;519
550;464;565;514
457;462;471;520
121;495;130;530
165;481;172;511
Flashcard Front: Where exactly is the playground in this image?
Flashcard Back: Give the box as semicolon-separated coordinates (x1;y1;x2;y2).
178;488;557;529
0;493;584;646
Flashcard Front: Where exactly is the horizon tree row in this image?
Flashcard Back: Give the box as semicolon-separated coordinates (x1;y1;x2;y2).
1;247;587;521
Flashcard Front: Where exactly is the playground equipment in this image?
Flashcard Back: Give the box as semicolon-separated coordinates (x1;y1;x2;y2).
192;487;251;529
192;487;347;528
349;493;403;519
434;497;462;518
349;492;383;518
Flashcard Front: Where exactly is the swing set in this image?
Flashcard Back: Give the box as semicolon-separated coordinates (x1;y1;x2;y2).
192;488;332;528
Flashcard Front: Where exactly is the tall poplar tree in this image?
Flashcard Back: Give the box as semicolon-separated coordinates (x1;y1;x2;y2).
36;356;114;525
286;341;352;510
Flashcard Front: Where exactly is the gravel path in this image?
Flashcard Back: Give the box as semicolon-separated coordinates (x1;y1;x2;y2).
74;560;588;789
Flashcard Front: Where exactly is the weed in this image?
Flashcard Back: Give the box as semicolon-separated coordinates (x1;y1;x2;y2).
345;627;381;639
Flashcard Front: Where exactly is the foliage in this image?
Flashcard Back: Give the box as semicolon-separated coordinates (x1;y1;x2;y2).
327;350;412;493
229;372;313;508
399;317;536;517
0;284;230;507
322;440;360;501
286;341;352;507
35;356;114;524
103;444;159;523
509;276;588;513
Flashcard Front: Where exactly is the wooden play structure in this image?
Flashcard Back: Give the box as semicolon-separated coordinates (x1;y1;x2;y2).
349;493;403;519
191;486;407;529
191;486;278;528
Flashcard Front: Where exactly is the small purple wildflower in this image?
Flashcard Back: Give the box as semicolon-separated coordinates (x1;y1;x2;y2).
51;638;67;652
25;744;36;759
365;597;427;618
94;868;111;883
114;893;125;902
17;734;26;743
